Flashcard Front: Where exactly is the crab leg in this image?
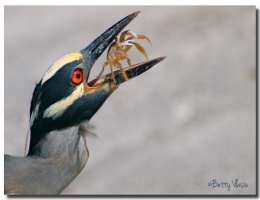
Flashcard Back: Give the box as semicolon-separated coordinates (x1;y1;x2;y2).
108;60;116;82
96;61;109;80
116;62;129;82
119;30;137;42
136;35;152;45
129;41;149;60
121;34;151;54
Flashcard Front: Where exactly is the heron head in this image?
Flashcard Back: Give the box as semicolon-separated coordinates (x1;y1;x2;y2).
28;11;165;155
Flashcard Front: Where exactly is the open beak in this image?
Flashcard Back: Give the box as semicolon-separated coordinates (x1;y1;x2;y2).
80;11;165;93
88;57;166;87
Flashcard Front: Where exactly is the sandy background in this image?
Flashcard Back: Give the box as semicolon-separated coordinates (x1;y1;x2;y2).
4;6;256;195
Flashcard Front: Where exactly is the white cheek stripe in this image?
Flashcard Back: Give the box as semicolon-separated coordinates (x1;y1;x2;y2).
43;84;84;120
41;52;83;85
30;103;40;127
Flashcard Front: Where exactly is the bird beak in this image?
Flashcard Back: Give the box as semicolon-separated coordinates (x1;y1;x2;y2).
80;11;140;73
87;57;166;87
80;11;165;95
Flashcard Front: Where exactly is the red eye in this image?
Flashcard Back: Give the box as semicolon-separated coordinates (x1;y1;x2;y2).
71;69;83;84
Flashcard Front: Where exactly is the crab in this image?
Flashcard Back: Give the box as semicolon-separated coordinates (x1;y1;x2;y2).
97;30;151;82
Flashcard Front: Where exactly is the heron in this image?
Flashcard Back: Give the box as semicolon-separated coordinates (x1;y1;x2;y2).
4;11;165;195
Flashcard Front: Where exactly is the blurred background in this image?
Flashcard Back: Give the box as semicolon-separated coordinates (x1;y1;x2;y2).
4;6;256;195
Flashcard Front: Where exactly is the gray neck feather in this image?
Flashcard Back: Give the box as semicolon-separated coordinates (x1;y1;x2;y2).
4;122;90;195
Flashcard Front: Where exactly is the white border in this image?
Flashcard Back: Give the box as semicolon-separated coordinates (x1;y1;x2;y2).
1;0;260;6
1;2;258;200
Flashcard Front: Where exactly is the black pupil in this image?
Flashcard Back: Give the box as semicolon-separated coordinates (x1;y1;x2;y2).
76;74;81;79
